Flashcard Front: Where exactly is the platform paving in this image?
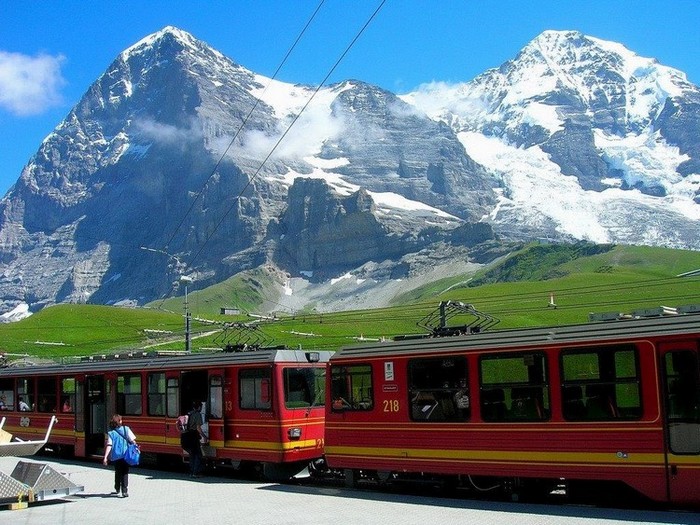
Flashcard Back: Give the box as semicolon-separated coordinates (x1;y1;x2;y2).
0;456;698;524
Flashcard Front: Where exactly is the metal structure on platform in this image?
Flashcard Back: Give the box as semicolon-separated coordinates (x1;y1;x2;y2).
0;416;84;505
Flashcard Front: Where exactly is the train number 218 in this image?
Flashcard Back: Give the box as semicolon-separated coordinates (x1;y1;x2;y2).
383;399;400;412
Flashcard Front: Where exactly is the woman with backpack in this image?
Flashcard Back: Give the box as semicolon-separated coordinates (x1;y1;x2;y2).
183;401;207;478
102;414;137;497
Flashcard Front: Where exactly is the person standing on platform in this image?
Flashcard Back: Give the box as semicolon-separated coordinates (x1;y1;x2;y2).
102;414;137;497
184;401;207;478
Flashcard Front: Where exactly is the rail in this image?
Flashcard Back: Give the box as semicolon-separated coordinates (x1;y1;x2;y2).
0;415;58;457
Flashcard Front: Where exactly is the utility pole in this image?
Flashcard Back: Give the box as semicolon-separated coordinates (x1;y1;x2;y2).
181;276;193;353
141;246;193;352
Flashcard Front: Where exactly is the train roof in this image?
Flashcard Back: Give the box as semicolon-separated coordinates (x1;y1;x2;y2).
0;348;333;377
331;312;700;360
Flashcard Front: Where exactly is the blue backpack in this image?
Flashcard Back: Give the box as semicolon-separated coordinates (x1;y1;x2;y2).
108;427;129;461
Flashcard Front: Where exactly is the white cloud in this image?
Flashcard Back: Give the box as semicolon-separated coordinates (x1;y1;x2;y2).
401;81;492;121
134;117;202;145
238;101;346;161
0;51;66;116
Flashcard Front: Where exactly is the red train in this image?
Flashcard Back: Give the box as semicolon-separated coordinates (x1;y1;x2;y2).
0;347;330;480
324;308;700;507
0;307;698;508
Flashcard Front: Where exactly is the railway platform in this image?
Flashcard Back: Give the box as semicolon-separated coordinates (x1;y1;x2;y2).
0;456;697;524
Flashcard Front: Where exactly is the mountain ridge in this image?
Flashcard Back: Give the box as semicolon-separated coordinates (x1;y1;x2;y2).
402;29;699;246
0;26;697;319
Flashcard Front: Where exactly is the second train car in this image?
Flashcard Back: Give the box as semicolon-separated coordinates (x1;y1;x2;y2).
324;311;700;508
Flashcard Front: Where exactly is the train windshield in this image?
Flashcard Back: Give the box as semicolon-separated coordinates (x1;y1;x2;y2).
284;368;325;409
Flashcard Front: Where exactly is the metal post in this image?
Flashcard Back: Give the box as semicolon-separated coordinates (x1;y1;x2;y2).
141;247;193;353
184;279;191;353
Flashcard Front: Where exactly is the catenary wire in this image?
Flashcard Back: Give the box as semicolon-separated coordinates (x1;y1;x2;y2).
161;0;327;253
185;0;387;270
20;273;695;333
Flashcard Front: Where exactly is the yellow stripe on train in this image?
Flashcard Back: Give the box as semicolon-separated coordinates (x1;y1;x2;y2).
222;439;321;452
325;445;669;466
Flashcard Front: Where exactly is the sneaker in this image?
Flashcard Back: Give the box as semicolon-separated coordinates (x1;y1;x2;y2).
122;491;129;498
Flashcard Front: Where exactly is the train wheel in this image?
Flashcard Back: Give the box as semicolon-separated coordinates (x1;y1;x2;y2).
262;461;309;482
376;470;392;486
344;468;359;488
511;478;558;503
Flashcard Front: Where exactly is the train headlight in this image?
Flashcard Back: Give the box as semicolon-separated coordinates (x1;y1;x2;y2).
288;427;302;440
306;352;320;363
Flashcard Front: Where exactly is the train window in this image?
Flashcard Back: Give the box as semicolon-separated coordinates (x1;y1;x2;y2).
61;378;75;413
166;378;179;418
561;344;641;421
479;353;550;422
408;357;469;422
664;351;700;454
284;368;325;409
0;378;14;411
117;374;142;415
16;378;34;412
148;373;166;416
209;376;222;418
37;377;57;413
240;368;272;410
330;365;373;411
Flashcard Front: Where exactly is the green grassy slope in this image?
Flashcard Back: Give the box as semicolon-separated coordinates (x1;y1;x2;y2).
0;244;698;358
153;267;276;317
0;305;181;358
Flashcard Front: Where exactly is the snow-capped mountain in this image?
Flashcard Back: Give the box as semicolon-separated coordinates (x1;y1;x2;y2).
402;30;700;246
0;27;697;316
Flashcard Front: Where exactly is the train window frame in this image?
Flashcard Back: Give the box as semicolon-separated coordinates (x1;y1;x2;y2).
117;373;143;416
560;343;642;422
408;356;470;422
61;377;75;413
664;350;700;454
74;378;84;433
478;352;550;423
209;375;223;418
239;368;272;411
330;364;373;411
284;367;325;409
166;377;179;418
147;372;166;417
0;377;14;411
37;376;57;413
16;377;35;412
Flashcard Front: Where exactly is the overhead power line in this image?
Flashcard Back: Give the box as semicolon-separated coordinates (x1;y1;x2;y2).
186;0;387;270
162;0;328;253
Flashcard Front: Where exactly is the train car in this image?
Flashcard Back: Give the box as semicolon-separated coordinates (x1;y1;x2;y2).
0;347;331;480
324;310;700;507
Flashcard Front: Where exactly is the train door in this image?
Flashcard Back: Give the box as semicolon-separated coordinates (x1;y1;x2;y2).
84;374;108;456
74;375;85;456
660;343;700;505
207;369;224;449
180;369;208;418
223;367;236;443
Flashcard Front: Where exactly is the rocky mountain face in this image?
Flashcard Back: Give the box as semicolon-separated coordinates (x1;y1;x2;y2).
0;27;697;317
402;30;700;246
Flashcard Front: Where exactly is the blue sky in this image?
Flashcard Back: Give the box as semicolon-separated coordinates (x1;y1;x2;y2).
1;1;699;197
